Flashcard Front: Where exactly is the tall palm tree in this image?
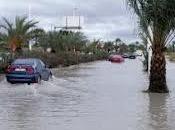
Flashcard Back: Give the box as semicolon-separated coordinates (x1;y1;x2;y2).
127;0;175;93
0;16;38;52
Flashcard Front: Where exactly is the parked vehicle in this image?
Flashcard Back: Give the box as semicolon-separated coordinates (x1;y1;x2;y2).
108;54;115;61
122;53;129;58
109;55;124;63
128;54;136;59
6;58;52;85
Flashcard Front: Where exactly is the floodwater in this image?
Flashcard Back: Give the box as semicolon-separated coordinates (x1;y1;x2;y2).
0;59;175;130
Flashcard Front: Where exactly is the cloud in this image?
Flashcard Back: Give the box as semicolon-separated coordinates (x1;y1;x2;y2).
0;0;139;43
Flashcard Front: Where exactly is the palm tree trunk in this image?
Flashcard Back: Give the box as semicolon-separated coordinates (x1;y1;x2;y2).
148;45;169;93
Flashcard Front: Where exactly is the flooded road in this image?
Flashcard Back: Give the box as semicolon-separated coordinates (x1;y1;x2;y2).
0;59;175;130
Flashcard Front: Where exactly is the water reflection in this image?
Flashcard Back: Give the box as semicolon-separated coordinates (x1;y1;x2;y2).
7;98;39;130
148;93;169;130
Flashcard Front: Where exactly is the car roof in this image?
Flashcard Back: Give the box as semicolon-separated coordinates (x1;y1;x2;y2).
112;55;123;58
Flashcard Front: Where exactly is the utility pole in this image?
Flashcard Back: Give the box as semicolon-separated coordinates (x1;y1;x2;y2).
28;4;31;21
28;4;32;51
73;7;78;16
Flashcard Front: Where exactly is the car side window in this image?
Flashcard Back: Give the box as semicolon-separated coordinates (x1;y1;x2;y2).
35;60;40;71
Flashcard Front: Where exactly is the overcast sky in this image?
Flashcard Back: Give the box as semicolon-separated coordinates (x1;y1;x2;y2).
0;0;139;43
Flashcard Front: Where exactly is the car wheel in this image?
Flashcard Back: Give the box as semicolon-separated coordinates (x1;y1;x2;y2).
47;72;53;81
50;72;53;79
7;80;15;84
10;82;15;84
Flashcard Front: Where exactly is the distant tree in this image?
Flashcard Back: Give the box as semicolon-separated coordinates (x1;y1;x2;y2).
115;38;123;52
128;41;144;53
115;38;122;44
38;31;87;53
128;43;136;53
118;43;128;54
103;41;114;53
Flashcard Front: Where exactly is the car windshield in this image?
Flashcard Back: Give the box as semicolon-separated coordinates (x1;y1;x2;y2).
13;59;35;65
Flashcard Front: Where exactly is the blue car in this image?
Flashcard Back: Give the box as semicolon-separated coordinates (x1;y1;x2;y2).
6;58;52;85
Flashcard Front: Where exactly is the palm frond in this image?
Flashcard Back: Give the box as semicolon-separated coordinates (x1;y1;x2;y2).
127;0;175;48
0;16;39;51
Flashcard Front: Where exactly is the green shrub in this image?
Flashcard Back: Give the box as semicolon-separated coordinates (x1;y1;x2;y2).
0;50;108;73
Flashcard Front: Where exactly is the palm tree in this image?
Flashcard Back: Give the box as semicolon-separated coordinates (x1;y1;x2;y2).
0;16;38;52
127;0;175;93
0;33;7;51
115;38;122;44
